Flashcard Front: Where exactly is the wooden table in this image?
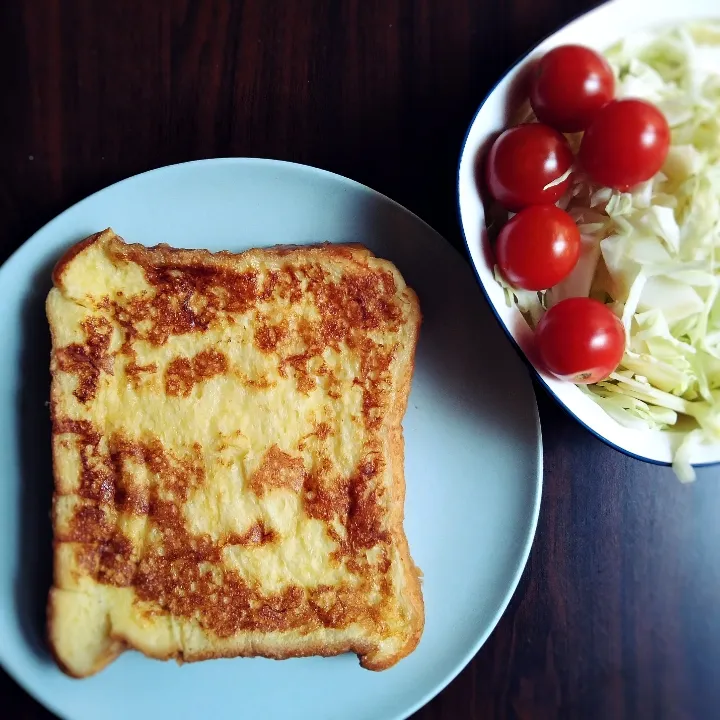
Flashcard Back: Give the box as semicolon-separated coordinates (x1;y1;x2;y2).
3;1;719;718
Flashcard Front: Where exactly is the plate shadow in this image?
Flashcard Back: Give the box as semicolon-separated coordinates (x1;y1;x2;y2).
14;256;57;663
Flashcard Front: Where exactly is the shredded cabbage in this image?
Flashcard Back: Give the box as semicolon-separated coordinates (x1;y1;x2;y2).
504;23;720;480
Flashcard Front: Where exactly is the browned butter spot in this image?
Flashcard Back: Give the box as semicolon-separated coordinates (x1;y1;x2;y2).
107;260;260;347
164;357;193;397
55;316;114;403
165;349;228;397
65;502;137;587
279;353;316;394
248;445;306;497
314;422;332;439
254;319;287;353
55;419;115;504
96;533;136;586
125;360;157;388
224;521;277;546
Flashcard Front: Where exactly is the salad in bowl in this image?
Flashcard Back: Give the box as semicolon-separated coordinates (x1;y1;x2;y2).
458;0;720;480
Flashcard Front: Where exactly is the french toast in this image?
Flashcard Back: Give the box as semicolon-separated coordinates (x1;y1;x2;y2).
46;229;424;678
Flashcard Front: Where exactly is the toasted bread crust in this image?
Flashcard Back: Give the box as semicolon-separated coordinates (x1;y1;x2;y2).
52;234;374;293
47;588;127;678
47;229;424;676
377;291;425;669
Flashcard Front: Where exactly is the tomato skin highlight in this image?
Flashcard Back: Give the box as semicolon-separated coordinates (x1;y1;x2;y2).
535;297;625;384
485;123;574;210
496;205;581;291
530;44;615;132
578;98;670;191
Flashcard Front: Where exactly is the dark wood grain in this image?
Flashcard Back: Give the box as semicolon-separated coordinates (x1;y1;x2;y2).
3;1;720;718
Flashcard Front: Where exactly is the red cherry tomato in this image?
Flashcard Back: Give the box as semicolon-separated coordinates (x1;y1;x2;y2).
496;205;581;291
535;297;625;384
579;99;670;190
485;123;574;211
530;45;615;132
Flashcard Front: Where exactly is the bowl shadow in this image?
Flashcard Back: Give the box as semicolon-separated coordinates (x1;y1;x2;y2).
14;256;58;663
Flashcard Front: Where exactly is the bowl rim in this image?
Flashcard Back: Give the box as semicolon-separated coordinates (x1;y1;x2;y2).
455;0;720;468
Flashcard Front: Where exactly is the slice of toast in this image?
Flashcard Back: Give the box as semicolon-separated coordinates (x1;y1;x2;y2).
46;229;424;677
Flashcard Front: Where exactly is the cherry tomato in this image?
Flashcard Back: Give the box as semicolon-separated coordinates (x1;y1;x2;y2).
578;99;670;190
535;297;625;384
530;45;615;132
485;123;574;210
496;205;580;291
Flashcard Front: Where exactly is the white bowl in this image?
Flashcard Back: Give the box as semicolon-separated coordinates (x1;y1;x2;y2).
457;0;720;467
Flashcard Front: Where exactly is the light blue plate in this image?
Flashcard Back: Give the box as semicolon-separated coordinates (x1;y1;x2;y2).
0;159;541;720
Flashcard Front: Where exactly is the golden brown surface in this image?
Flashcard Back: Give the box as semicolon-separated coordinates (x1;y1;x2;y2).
47;229;424;677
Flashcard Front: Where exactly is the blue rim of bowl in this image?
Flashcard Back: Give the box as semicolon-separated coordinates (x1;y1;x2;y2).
455;0;720;470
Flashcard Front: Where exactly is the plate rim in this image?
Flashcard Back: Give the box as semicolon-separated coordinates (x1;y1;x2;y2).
0;157;543;720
